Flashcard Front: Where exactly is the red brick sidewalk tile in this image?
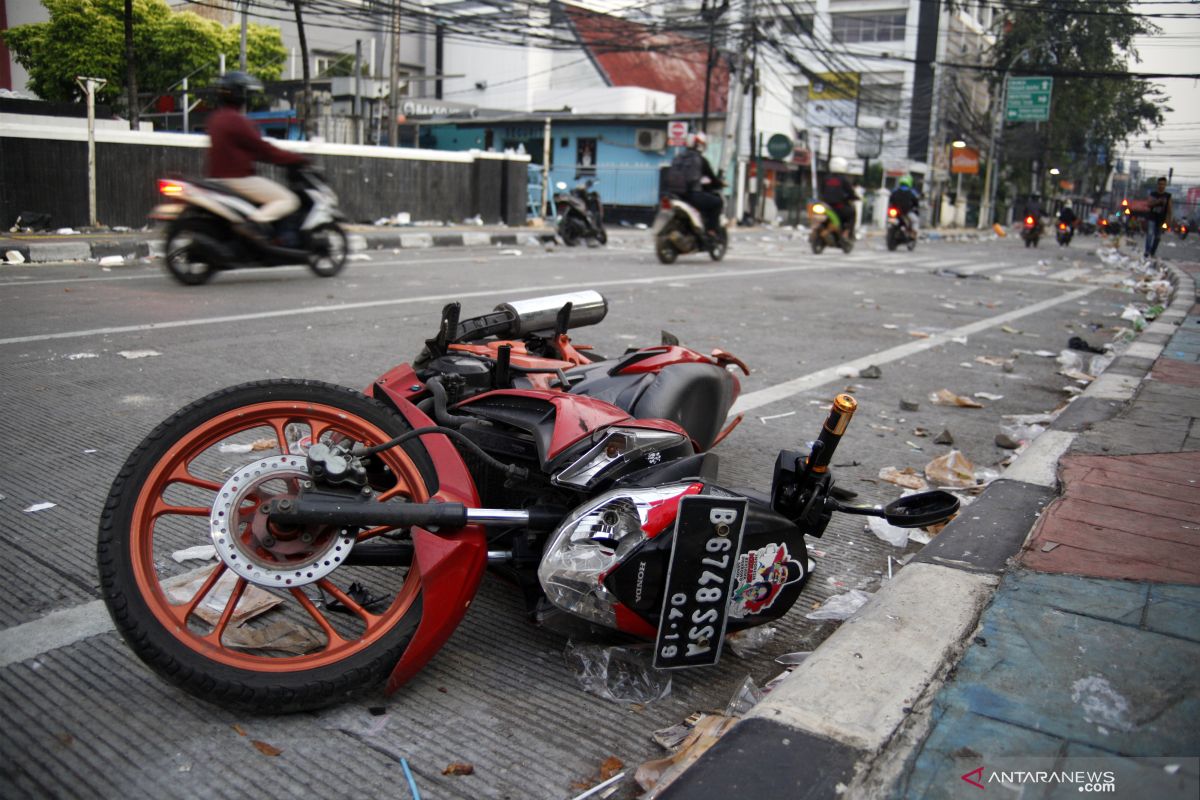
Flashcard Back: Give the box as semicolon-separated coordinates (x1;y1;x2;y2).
1022;452;1200;585
1150;358;1200;387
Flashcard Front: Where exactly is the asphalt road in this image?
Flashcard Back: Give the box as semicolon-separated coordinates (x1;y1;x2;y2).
1;228;1195;799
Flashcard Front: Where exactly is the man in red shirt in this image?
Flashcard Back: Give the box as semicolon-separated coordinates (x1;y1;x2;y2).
206;72;308;241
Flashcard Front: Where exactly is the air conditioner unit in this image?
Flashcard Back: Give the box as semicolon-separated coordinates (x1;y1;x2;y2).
636;128;667;151
884;120;900;131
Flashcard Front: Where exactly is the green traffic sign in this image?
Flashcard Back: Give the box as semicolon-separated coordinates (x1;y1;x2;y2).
766;133;793;160
1005;76;1053;122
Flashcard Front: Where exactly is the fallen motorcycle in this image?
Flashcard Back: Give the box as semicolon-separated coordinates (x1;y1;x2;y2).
98;293;957;712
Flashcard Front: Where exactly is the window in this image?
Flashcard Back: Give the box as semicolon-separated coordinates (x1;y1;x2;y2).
830;12;906;43
859;82;902;117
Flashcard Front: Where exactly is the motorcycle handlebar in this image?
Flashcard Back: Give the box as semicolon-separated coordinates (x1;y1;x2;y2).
806;394;858;474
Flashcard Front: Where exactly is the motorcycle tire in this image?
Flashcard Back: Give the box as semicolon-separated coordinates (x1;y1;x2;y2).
906;237;917;252
886;228;899;251
307;223;348;278
810;236;826;254
163;217;220;286
595;226;608;245
97;379;438;713
655;232;679;264
840;236;854;254
559;221;581;247
708;230;727;261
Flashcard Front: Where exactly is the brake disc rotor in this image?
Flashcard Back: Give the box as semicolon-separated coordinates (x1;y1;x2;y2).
209;455;355;588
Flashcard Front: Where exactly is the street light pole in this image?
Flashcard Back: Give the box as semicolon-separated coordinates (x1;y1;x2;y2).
979;49;1027;229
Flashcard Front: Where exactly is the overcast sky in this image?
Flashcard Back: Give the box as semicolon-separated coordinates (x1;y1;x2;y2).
1126;1;1200;184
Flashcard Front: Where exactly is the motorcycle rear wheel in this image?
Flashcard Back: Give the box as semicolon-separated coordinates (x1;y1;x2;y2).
307;223;348;278
559;220;581;247
840;236;855;254
708;229;727;261
164;218;220;286
886;227;900;251
655;233;679;264
97;379;437;712
595;226;608;245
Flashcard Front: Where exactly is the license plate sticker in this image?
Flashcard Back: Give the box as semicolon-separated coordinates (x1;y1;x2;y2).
653;495;748;669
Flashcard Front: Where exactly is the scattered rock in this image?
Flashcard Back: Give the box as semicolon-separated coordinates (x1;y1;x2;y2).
859;364;882;379
899;399;920;412
934;429;954;445
995;433;1021;450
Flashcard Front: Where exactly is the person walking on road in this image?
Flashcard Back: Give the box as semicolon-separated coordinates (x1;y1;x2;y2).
206;71;309;243
1144;176;1174;258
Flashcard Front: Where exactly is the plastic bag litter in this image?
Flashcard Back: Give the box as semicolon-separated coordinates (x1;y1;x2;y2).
635;715;737;796
725;626;777;658
925;450;977;488
867;516;909;547
1001;423;1046;444
5;250;25;264
878;466;928;491
1120;305;1147;331
806;589;872;620
1089;353;1114;375
171;545;217;563
929;389;984;408
1057;349;1085;372
564;641;671;704
723;675;765;717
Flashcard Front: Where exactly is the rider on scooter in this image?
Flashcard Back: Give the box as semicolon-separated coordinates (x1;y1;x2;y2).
666;132;722;241
888;175;920;236
206;71;309;245
820;157;857;238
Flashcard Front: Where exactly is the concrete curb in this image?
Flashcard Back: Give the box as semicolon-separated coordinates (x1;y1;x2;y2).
661;260;1195;800
1;229;558;264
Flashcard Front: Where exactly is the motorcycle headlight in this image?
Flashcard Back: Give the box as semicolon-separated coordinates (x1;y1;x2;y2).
537;483;700;628
553;426;688;490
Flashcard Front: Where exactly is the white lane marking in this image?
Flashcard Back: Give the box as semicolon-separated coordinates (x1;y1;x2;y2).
731;286;1098;414
0;262;831;346
0;600;113;669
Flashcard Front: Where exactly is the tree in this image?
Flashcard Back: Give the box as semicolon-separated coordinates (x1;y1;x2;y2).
989;0;1168;203
2;0;285;113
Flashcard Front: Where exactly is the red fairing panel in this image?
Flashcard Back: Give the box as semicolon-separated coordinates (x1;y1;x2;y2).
612;346;717;375
366;385;489;693
456;389;635;460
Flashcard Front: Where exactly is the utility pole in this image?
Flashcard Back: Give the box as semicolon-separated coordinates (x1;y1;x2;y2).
76;76;107;228
293;0;312;139
239;0;248;71
354;40;363;144
700;0;728;134
388;1;402;147
540;117;552;219
124;0;139;131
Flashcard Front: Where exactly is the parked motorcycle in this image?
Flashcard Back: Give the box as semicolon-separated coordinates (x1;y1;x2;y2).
1021;215;1042;248
885;206;917;252
808;202;854;254
151;165;348;286
555;180;607;247
653;192;728;264
1055;220;1074;246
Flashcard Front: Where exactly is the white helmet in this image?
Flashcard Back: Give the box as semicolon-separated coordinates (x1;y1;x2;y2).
687;131;709;152
829;156;849;173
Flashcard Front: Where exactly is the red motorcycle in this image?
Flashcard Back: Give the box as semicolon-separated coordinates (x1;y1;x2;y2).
97;292;957;712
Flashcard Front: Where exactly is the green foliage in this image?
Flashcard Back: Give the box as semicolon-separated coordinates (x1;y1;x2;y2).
991;0;1169;198
1;0;285;109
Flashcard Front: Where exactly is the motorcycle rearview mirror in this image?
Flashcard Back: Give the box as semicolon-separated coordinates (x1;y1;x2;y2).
882;490;960;528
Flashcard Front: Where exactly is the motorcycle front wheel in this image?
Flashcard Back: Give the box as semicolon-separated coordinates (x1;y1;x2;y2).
708;229;728;261
559;219;581;247
595;225;608;245
810;235;826;254
163;218;221;286
307;223;348;278
97;379;438;712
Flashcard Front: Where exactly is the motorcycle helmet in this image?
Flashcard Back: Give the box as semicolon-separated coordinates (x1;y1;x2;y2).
829;156;848;173
216;71;263;108
687;131;709;152
899;175;913;188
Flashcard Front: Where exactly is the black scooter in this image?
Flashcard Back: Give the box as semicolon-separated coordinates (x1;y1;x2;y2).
555;180;607;246
1021;215;1043;248
1055;220;1074;246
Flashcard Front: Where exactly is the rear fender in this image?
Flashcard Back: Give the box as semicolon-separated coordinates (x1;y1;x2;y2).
366;378;488;692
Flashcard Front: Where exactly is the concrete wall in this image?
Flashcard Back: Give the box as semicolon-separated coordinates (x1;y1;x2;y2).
0;123;528;229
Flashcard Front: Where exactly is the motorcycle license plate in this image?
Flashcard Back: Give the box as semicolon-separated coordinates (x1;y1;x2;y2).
653;495;748;669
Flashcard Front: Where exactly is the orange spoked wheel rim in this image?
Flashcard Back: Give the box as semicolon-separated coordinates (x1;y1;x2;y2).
128;399;430;672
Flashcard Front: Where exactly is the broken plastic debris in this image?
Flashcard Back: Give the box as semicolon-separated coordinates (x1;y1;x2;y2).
878;466;928;491
1041;541;1061;553
975;355;1013;368
867;516;909;548
5;250;26;264
974;392;1004;401
723;675;764;717
1001;325;1021;334
66;353;99;360
218;438;276;454
98;255;124;266
564;641;671;704
925;450;977;488
498;248;522;256
806;589;872;620
725;626;777;658
836;366;859;378
930;389;984;408
117;349;161;359
775;651;812;666
635;715;737;796
171;545;217;563
653;713;703;750
23;502;56;513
